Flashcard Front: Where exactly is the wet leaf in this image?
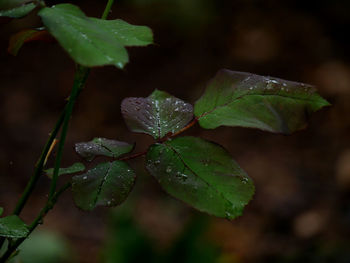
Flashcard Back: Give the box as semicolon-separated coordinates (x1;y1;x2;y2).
75;138;134;162
0;2;36;18
146;136;254;219
45;163;85;179
72;161;135;211
8;29;53;56
121;90;193;139
38;4;153;68
0;215;29;238
194;69;330;134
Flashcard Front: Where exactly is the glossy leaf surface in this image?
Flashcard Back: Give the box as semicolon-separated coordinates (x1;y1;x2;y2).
0;215;29;238
0;2;35;18
75;138;134;161
121;90;193;139
194;69;330;134
38;4;153;68
45;163;85;179
146;136;254;219
72;161;135;211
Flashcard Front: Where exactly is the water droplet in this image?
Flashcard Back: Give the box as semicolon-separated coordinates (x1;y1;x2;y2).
83;176;87;180
155;160;161;165
166;166;172;173
107;201;111;205
225;211;232;219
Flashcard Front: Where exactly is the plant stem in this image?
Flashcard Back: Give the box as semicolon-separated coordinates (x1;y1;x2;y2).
48;66;89;199
102;0;115;19
0;183;71;263
118;118;199;161
12;109;66;216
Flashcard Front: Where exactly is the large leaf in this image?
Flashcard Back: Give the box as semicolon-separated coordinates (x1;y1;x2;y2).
0;2;36;18
38;4;153;68
194;69;330;134
146;136;254;219
45;163;85;179
0;215;29;238
121;90;193;139
75;138;134;161
72;161;135;211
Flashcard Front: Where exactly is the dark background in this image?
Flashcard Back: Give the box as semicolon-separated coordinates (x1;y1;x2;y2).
1;0;350;262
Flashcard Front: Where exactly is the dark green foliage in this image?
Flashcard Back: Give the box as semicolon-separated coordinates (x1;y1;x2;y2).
72;161;136;211
121;90;193;139
0;1;36;18
45;163;85;179
195;69;330;134
0;216;28;238
75;138;134;161
72;72;327;219
38;4;153;68
146;136;254;219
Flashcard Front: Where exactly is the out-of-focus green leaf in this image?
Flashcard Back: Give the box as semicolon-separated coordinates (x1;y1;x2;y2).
38;4;153;68
0;0;32;9
0;215;28;238
194;69;330;134
0;3;36;18
9;230;72;263
72;161;135;211
8;29;52;56
0;207;3;216
121;90;193;139
45;162;85;179
75;138;134;162
146;136;254;219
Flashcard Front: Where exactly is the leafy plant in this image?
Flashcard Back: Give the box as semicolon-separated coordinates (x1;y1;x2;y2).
0;0;329;262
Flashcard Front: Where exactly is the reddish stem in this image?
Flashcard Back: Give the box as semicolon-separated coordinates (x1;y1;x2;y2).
120;117;199;161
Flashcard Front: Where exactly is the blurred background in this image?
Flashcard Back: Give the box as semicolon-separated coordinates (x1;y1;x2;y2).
1;0;350;262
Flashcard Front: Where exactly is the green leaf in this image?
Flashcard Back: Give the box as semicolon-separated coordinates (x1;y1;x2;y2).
0;207;3;216
0;3;36;18
146;136;254;219
75;138;134;162
0;215;29;238
194;69;330;134
0;0;32;9
45;163;85;179
38;4;153;68
72;161;135;211
121;90;193;139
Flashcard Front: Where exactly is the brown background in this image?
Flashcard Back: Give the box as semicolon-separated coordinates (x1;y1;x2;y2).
1;0;350;262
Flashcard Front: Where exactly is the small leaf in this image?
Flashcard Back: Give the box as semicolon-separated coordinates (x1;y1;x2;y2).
75;138;134;162
194;69;330;134
45;163;85;179
146;136;254;219
8;29;53;56
0;3;36;18
0;207;3;216
72;161;135;211
0;215;29;238
38;4;153;68
121;90;193;139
